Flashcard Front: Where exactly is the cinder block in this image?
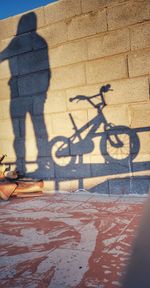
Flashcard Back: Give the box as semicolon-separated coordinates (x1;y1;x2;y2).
128;104;150;155
26;157;55;179
136;132;150;155
0;139;24;160
18;70;50;96
26;138;51;159
128;49;150;77
88;179;109;194
43;180;55;192
55;171;87;190
88;104;130;127
109;178;130;194
13;7;45;35
107;1;150;30
25;139;38;159
91;160;131;178
87;28;130;60
103;104;130;126
86;54;128;84
36;21;68;49
43;90;67;114
82;0;128;13
33;95;48;115
0;57;18;80
131;177;150;194
51;141;73;167
51;110;88;137
24;139;54;172
68;10;107;40
3;161;23;174
70;136;93;157
44;115;53;141
0;37;12;58
87;106;130;162
17;49;50;75
130;22;150;51
132;154;150;177
0;37;11;51
38;157;55;179
82;154;91;164
31;31;47;50
133;153;150;164
0;77;18;100
20;115;49;139
45;0;81;25
129;103;150;155
49;39;87;68
24;162;38;174
83;176;109;193
0;118;19;139
66;84;100;111
51;63;86;90
0;79;10;100
90;148;106;161
104;77;149;105
34;8;46;28
87;108;104;134
0;33;32;59
54;162;91;179
59;180;79;192
0;17;15;41
10;97;33;118
36;139;51;157
0;99;10;120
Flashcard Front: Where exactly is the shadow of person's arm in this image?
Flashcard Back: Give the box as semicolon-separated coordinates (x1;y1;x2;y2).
0;46;9;62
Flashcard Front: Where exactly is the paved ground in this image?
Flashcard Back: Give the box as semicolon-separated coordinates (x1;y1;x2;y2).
0;192;147;288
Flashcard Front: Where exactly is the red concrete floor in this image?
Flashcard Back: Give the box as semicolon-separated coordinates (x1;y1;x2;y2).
0;192;147;288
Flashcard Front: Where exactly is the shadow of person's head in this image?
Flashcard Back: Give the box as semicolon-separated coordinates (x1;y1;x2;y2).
17;12;37;35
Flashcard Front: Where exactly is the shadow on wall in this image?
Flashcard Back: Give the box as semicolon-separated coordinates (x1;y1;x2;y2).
0;12;150;193
0;12;51;177
48;84;150;192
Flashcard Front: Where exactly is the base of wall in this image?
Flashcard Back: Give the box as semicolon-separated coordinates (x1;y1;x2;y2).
43;176;150;195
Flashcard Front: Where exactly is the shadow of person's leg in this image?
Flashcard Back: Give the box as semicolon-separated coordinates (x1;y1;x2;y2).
11;116;26;174
31;101;49;171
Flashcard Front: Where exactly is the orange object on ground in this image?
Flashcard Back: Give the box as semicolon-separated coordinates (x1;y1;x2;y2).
0;180;43;200
15;180;43;193
0;182;17;200
13;180;44;198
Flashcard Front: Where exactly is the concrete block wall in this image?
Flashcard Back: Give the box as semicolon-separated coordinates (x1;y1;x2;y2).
0;0;150;194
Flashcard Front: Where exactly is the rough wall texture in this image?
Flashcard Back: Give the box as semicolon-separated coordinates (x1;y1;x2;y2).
0;0;150;193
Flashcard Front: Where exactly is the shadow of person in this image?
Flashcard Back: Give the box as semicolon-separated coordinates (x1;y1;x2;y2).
0;12;51;177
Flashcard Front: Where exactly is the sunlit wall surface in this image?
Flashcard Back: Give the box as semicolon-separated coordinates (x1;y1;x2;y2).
0;0;150;193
